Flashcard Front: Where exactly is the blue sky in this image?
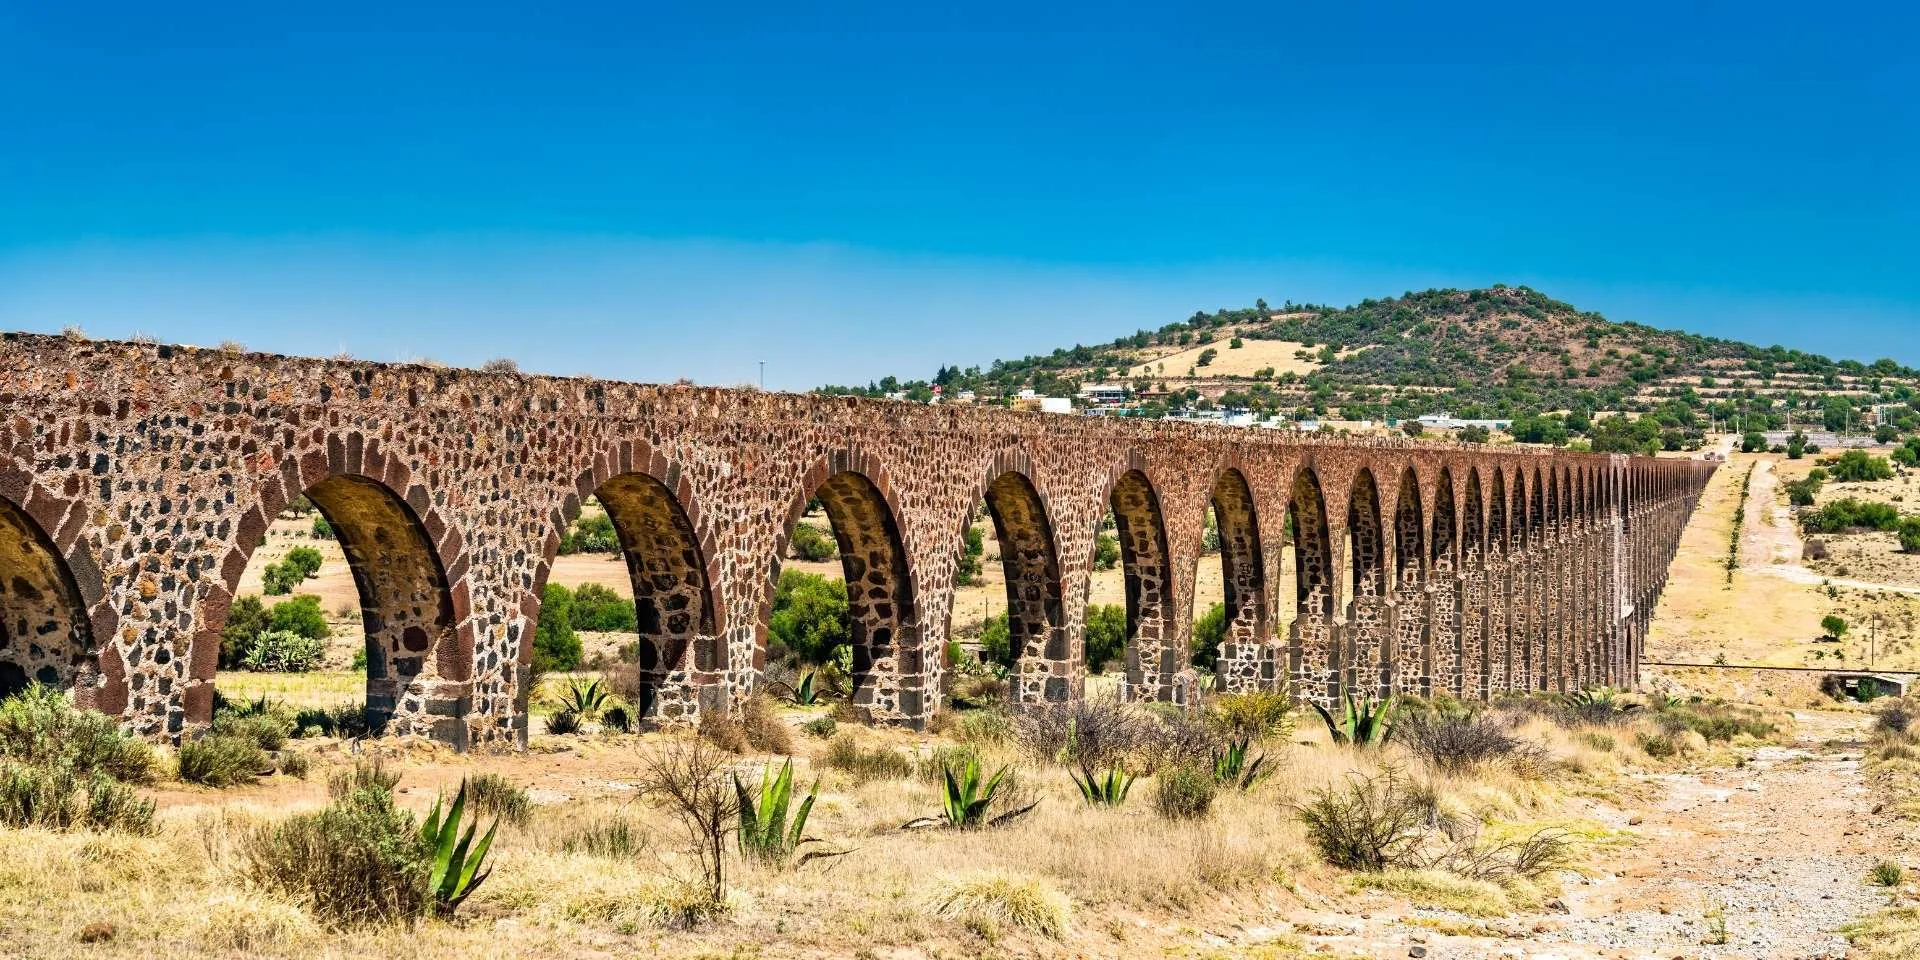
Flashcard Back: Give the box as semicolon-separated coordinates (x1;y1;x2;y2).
2;1;1915;388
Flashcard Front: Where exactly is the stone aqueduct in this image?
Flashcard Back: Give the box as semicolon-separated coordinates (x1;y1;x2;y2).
0;333;1714;746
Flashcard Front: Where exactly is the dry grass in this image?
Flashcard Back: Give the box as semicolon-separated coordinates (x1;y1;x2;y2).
0;693;1747;958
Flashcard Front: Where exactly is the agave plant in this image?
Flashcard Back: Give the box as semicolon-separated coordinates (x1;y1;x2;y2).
1211;735;1268;790
905;756;1036;829
556;678;609;720
1069;764;1134;807
420;780;500;917
1311;692;1397;748
780;671;821;707
734;758;842;867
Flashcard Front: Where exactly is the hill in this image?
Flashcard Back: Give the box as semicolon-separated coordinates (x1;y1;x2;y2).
820;285;1920;453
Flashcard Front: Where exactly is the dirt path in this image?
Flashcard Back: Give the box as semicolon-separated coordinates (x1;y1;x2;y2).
1543;710;1898;959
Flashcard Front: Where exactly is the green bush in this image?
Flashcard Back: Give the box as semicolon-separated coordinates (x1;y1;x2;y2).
0;684;154;783
789;523;838;562
569;582;637;632
1191;602;1226;670
283;546;324;579
977;613;1013;669
1084;604;1126;674
1829;450;1894;483
213;700;296;750
558;512;619;554
0;763;155;835
263;546;324;596
1093;533;1121;570
1801;498;1901;533
1152;764;1216;820
242;629;326;672
1784;476;1822;507
1899;517;1920;554
312;515;334;539
534;583;583;673
769;570;849;666
954;524;985;587
1637;732;1677;758
178;734;268;787
1823;615;1850;641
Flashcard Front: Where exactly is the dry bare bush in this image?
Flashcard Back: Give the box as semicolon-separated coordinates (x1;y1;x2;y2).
636;739;737;922
698;694;794;755
1013;697;1151;772
1399;712;1550;776
480;357;520;374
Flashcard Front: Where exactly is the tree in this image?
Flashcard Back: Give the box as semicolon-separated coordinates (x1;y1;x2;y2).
1093;533;1121;570
1894;445;1918;467
534;583;582;673
570;582;637;632
1740;430;1767;453
1457;424;1490;444
1821;614;1849;641
267;595;331;642
1191;603;1226;671
1084;604;1126;674
1196;348;1219;367
1401;420;1425;438
767;570;849;666
1786;430;1808;460
1901;516;1920;554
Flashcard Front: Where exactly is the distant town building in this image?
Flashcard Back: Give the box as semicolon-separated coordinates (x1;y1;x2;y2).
1077;383;1129;405
1415;411;1512;432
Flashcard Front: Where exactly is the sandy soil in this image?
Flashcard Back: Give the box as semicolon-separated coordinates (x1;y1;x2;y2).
1124;334;1339;380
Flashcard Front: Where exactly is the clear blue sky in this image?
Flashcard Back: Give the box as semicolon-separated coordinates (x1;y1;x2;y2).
2;1;1915;388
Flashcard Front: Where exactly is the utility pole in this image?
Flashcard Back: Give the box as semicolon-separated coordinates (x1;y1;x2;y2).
759;360;766;390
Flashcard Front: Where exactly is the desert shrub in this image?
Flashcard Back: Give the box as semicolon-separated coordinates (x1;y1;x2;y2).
1872;861;1906;887
1013;697;1151;771
1143;707;1226;772
823;734;912;783
179;734;269;787
0;762;155;834
916;743;982;786
0;683;154;783
802;716;837;738
559;817;646;858
1399;712;1543;775
1655;700;1778;742
1093;533;1120;570
1208;690;1296;742
954;707;1014;745
1297;766;1439;871
1785;475;1823;506
1153;764;1216;820
636;741;738;919
243;780;430;926
465;773;532;827
1900;517;1920;554
788;523;837;562
241;629;326;672
312;515;334;539
212;701;296;751
929;871;1070;940
1878;699;1917;735
1804;538;1831;561
1637;732;1677;758
534;584;583;673
277;750;312;779
741;694;794;755
569;583;637;632
293;704;369;740
768;570;849;666
1576;731;1616;752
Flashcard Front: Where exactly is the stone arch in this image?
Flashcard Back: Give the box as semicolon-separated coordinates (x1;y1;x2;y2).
1460;468;1488;695
979;461;1067;703
1391;466;1427;695
1429;467;1461;694
1486;469;1510;692
0;475;117;714
1107;467;1176;701
774;454;919;722
1288;465;1336;702
1345;468;1388;695
191;442;477;743
544;452;721;726
1209;466;1269;691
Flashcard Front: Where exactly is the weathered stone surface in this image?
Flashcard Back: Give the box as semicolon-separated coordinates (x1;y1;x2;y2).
0;332;1712;745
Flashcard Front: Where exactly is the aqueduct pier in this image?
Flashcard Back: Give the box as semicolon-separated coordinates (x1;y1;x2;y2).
0;333;1713;746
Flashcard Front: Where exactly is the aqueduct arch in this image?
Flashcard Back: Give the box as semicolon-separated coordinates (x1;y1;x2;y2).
0;332;1714;745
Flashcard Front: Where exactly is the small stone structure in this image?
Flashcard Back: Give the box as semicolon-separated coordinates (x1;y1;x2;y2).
0;333;1713;746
